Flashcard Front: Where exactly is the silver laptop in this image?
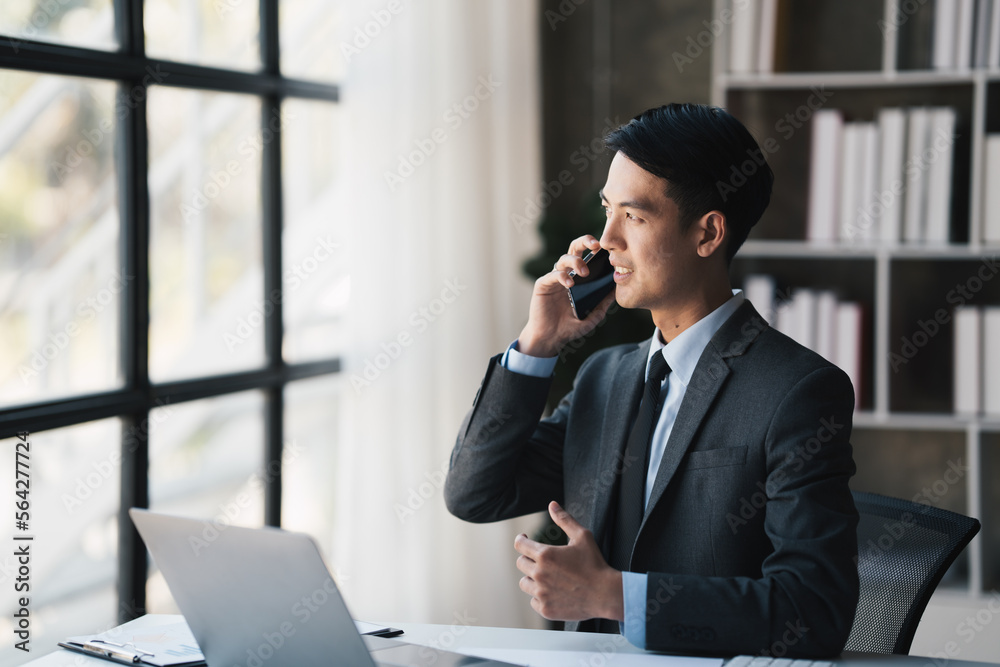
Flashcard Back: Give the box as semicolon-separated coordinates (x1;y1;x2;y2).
129;508;514;667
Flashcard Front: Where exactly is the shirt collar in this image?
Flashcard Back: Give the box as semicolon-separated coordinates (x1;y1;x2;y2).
646;290;745;385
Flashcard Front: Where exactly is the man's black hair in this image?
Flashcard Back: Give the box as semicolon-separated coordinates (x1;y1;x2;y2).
604;103;773;264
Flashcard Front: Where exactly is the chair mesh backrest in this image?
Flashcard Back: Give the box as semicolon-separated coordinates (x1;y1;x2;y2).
845;492;980;654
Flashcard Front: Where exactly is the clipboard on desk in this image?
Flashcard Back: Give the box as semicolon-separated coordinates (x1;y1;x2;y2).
59;617;401;667
57;639;204;667
59;621;206;667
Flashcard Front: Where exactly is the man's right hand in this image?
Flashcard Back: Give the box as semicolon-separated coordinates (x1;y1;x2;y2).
516;235;617;358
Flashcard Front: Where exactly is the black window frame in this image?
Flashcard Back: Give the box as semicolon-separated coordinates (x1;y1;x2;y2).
0;0;340;622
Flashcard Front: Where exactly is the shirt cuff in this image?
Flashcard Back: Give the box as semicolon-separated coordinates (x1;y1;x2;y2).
500;340;558;377
621;571;647;649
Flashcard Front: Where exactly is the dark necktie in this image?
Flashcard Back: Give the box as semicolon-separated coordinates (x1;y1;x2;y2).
609;351;671;573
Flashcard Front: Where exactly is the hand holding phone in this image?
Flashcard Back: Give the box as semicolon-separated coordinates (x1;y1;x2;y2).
567;248;615;319
516;236;615;358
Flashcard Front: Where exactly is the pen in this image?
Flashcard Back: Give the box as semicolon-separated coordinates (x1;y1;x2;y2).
80;641;145;663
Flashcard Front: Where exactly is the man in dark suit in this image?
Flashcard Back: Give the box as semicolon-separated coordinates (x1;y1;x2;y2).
444;104;859;657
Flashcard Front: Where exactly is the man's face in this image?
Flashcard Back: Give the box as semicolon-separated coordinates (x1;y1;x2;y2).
598;151;703;320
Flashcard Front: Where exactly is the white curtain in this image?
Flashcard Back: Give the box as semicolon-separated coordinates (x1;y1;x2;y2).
331;0;546;629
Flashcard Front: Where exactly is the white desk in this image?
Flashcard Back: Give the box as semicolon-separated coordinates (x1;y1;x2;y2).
18;614;1000;667
369;621;685;666
378;622;999;667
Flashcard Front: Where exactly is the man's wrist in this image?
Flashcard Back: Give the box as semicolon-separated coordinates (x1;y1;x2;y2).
599;569;625;622
516;331;561;358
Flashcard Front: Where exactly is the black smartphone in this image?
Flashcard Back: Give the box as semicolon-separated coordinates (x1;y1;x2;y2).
567;248;615;320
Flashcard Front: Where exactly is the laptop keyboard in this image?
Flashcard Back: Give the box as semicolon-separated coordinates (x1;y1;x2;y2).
724;656;835;667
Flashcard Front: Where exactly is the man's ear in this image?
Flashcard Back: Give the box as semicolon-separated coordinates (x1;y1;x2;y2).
694;211;727;259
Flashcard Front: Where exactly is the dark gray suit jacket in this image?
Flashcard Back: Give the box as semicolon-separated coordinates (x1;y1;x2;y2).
444;301;859;657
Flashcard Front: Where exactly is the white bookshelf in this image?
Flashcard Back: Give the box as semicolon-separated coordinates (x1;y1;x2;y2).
712;0;1000;598
722;70;1000;90
741;239;1000;258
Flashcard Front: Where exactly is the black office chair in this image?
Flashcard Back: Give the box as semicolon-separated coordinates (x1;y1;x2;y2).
845;491;981;655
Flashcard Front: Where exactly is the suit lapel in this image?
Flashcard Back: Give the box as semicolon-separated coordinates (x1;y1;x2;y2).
589;340;647;552
639;301;767;531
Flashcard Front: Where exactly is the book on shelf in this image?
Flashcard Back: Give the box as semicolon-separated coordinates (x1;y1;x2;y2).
743;276;863;408
934;0;959;70
953;305;1000;416
837;122;879;243
726;0;788;73
757;0;779;72
806;106;956;245
991;0;1000;67
743;273;776;320
985;307;1000;416
806;109;843;243
984;134;1000;244
776;287;817;350
925;107;956;243
721;1;994;74
956;0;976;70
877;108;907;244
857;123;879;244
835;301;863;411
815;290;839;363
838;124;863;243
974;0;993;67
931;0;994;70
904;107;932;244
729;0;758;74
953;305;981;415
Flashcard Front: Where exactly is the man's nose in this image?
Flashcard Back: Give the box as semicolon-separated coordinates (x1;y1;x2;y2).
599;216;622;250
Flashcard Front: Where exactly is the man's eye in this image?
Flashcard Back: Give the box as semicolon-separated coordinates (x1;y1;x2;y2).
626;212;637;221
603;207;611;217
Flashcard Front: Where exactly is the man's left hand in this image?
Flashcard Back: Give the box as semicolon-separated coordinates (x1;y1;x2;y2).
514;501;624;622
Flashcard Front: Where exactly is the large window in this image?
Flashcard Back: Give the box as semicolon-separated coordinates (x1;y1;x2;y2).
0;2;342;661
